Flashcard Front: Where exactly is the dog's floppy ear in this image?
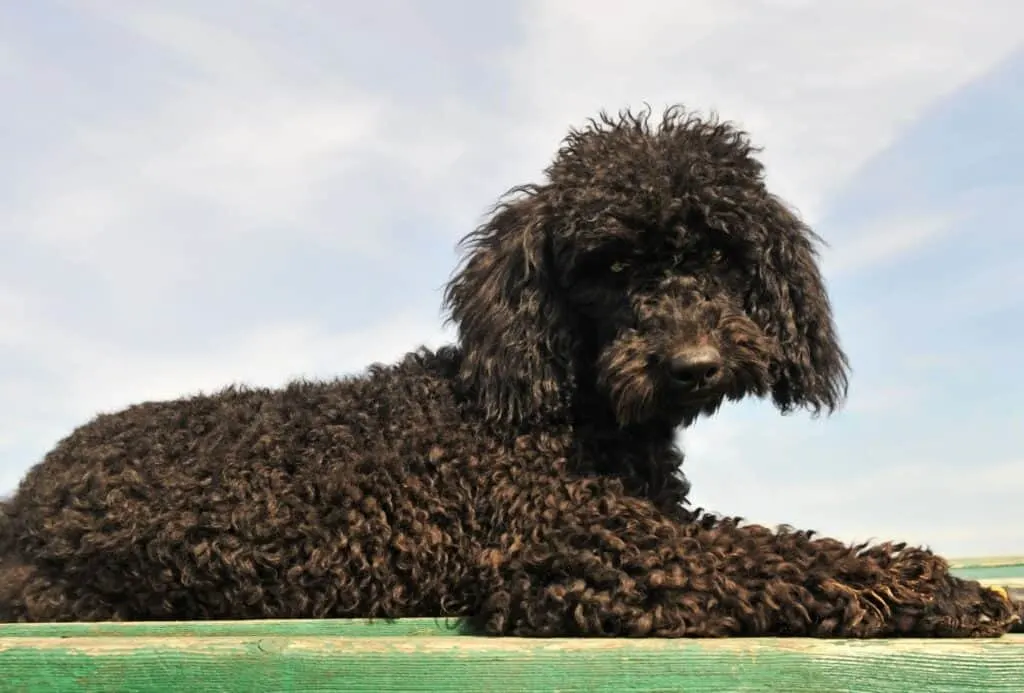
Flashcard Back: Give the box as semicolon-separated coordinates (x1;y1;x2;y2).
748;198;849;415
443;189;575;425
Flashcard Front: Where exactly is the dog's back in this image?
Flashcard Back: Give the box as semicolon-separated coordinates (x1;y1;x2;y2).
0;347;489;622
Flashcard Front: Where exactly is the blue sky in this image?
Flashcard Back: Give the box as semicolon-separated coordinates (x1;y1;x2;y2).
1;0;1021;557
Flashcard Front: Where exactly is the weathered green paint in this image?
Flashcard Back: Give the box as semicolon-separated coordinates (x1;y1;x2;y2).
951;564;1024;581
2;634;1023;693
0;557;1020;692
0;617;473;639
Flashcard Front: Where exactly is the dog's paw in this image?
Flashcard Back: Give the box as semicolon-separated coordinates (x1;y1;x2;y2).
1008;586;1024;633
987;585;1024;633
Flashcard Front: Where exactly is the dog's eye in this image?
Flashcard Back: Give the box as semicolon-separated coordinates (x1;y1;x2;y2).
709;249;724;264
609;261;628;274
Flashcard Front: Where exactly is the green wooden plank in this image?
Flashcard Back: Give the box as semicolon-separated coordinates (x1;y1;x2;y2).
952;565;1024;581
948;555;1024;569
1;635;1022;693
0;617;472;639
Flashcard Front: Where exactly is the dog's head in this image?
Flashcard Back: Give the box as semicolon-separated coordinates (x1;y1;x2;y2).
444;106;848;429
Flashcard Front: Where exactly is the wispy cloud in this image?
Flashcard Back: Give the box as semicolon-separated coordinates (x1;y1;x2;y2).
826;212;962;276
490;0;1024;222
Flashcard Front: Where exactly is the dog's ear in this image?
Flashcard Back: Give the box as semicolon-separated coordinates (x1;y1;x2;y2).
748;198;849;415
443;190;575;425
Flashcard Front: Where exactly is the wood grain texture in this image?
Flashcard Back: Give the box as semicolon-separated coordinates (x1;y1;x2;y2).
0;617;473;639
0;558;1021;692
2;634;1023;693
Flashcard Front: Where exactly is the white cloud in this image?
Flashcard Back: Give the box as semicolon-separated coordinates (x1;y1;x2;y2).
12;307;451;418
689;449;1024;557
490;0;1024;224
4;4;484;297
841;385;925;416
771;459;1024;508
0;286;35;345
11;78;387;262
825;211;961;275
92;4;288;84
791;460;1024;557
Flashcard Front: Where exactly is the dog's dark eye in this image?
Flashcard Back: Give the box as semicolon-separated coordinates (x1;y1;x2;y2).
709;249;725;264
609;261;628;274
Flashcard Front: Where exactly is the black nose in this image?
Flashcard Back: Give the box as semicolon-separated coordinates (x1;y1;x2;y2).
668;346;723;389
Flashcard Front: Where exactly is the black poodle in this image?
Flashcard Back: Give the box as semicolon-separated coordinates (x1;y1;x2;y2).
1;106;1019;637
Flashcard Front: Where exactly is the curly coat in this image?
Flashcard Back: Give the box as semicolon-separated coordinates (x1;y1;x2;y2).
1;107;1019;637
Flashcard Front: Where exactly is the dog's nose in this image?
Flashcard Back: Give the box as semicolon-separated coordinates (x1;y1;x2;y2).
667;346;723;389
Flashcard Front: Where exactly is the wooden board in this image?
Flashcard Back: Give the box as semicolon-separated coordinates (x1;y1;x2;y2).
949;555;1024;569
2;629;1022;692
0;558;1021;692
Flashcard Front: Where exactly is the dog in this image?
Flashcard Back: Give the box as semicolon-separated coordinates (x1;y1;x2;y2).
1;106;1019;636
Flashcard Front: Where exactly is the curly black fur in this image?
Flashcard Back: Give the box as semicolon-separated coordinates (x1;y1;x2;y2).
1;106;1019;636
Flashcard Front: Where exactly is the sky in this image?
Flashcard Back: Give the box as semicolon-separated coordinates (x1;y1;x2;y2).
1;0;1022;558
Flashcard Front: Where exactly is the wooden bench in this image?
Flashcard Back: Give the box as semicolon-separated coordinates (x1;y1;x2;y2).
2;557;1021;692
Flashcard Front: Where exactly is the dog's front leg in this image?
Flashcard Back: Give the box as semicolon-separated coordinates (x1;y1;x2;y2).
470;477;754;637
666;519;1021;638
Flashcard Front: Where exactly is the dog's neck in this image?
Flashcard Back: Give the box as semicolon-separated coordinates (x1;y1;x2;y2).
438;344;692;510
574;413;690;503
540;388;692;512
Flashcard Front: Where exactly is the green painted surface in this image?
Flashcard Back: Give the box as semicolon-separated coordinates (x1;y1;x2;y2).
0;617;472;639
2;635;1023;693
951;564;1024;581
0;556;1020;692
949;556;1024;569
